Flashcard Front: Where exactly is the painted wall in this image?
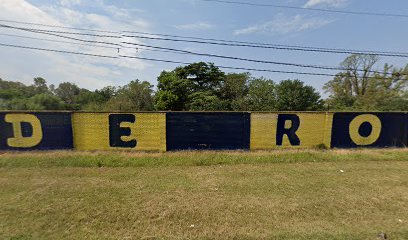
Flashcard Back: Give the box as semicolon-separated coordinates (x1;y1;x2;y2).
166;112;250;151
0;112;72;150
0;112;406;151
72;113;166;151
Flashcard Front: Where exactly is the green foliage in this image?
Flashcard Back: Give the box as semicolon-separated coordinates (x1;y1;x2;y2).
32;77;49;95
1;56;406;112
0;78;33;99
26;93;65;110
104;80;154;111
242;78;276;111
324;54;408;111
220;73;250;110
155;71;190;110
155;62;225;111
155;64;323;111
54;82;81;109
275;79;323;111
187;91;224;111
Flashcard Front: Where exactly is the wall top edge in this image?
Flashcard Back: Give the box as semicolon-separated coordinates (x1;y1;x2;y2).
0;111;407;114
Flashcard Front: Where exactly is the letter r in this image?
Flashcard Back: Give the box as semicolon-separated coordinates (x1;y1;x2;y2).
276;114;301;146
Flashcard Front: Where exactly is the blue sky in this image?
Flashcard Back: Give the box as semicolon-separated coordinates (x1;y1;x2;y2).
0;0;407;95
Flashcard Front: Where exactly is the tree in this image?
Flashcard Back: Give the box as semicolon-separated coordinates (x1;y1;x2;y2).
26;93;65;110
32;77;49;95
187;91;224;111
241;78;276;111
155;62;225;111
220;73;250;110
324;54;408;110
275;79;323;111
175;62;225;93
155;71;190;110
104;80;154;111
0;78;33;100
54;82;81;106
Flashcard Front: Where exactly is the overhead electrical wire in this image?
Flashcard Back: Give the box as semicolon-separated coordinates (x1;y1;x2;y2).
1;22;406;77
2;23;405;76
0;42;118;58
0;42;404;80
121;34;408;58
122;41;351;72
0;33;119;49
2;19;408;58
0;42;335;76
0;32;187;55
0;23;350;72
3;19;408;59
197;0;408;18
0;19;121;34
120;55;337;76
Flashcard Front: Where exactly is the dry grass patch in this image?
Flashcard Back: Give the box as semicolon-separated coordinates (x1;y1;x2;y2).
1;149;408;239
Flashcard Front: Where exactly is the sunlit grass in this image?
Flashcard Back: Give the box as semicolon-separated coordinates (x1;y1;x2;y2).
1;149;408;239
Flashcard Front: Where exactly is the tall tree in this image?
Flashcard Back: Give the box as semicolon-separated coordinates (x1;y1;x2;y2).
324;54;408;110
155;62;225;110
241;78;276;111
155;71;190;111
220;73;250;110
54;82;81;106
32;77;49;95
275;79;323;111
105;80;154;111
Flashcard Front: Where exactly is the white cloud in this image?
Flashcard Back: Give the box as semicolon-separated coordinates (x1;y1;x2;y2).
174;22;214;30
234;14;333;35
304;0;348;8
0;0;152;89
59;0;81;7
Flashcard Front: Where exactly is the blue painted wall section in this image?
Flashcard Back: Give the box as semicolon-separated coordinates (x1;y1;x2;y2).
166;112;251;150
0;112;73;150
331;113;408;148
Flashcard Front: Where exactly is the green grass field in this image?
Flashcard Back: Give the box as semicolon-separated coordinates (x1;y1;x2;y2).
1;149;408;239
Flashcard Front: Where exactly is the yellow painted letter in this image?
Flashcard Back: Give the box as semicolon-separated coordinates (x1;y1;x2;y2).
5;114;43;148
349;114;382;146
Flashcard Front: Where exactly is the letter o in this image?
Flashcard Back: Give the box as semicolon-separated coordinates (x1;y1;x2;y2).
349;114;382;146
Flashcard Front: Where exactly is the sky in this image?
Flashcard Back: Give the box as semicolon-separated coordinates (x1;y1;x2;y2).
0;0;408;95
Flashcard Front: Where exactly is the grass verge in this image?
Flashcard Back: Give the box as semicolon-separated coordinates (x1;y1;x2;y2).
1;149;408;239
1;148;408;168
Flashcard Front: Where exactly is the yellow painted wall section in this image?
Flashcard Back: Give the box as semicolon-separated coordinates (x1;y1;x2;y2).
251;113;333;149
72;113;166;151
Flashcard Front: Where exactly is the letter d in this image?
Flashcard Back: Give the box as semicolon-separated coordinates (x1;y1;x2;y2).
5;114;43;148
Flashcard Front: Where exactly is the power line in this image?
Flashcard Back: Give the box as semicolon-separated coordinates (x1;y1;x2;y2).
0;32;175;55
0;23;348;72
0;23;119;38
2;23;407;77
0;24;122;47
0;33;118;49
122;34;408;58
122;42;391;74
0;42;118;58
0;42;404;80
0;24;190;55
0;42;337;77
2;23;403;75
120;55;337;77
0;19;121;34
198;0;408;18
2;19;408;58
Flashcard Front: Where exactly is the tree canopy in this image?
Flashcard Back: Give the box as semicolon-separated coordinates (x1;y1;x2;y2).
324;54;408;111
1;55;407;112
